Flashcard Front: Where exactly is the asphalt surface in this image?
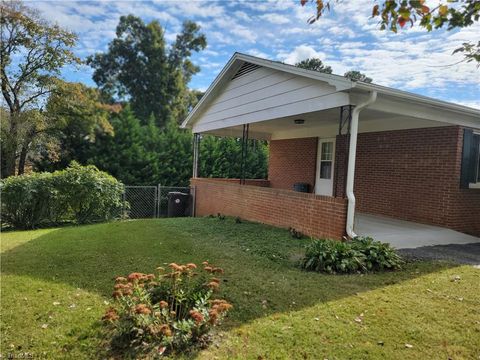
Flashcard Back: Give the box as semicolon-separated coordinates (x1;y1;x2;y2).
398;242;480;265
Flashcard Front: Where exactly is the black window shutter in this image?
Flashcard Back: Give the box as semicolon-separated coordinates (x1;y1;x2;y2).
460;129;477;188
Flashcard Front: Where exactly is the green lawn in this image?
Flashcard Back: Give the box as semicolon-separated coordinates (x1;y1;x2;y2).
1;218;479;359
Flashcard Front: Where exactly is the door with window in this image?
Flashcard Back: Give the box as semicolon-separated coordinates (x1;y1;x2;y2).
315;138;335;196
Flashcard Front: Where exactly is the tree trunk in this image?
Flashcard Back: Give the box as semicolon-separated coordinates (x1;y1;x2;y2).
2;130;18;178
17;137;31;175
2;109;21;178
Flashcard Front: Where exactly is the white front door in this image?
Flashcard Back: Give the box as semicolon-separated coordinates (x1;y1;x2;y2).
315;138;335;196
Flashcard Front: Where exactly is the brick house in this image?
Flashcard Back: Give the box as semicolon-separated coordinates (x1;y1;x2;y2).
182;53;480;243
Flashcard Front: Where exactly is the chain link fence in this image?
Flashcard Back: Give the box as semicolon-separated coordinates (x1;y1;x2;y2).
123;185;194;219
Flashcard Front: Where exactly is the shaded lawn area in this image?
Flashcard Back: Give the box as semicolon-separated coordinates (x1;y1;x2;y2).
1;218;479;359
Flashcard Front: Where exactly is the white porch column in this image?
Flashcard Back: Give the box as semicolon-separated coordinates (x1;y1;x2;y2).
192;133;200;178
346;91;377;238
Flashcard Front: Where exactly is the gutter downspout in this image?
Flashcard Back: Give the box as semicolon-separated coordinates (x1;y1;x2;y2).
346;91;377;238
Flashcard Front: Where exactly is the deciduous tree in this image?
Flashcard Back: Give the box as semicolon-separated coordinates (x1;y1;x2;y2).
87;16;206;127
295;58;332;73
294;57;373;83
0;0;79;177
344;70;373;83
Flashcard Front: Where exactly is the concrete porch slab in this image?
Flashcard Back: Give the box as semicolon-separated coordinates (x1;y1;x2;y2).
355;213;480;249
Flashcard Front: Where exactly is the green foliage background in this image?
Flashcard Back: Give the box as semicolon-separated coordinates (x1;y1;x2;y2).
49;106;268;186
29;14;269;186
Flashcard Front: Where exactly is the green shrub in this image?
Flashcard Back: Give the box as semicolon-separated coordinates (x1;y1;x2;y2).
103;261;232;357
53;162;124;224
0;172;60;229
301;239;366;274
351;236;403;271
301;237;402;274
0;162;124;229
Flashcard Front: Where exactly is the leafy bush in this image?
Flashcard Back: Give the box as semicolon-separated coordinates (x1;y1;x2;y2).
351;236;403;271
53;162;124;224
103;261;232;357
0;162;124;229
0;172;60;229
301;239;366;274
301;237;402;274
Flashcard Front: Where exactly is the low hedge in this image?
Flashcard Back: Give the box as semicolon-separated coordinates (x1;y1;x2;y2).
301;237;403;274
1;162;124;229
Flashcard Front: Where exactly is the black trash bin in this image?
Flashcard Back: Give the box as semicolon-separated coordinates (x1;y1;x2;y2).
167;192;190;217
293;182;310;193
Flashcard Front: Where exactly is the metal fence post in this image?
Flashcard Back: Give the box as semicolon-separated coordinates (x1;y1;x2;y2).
191;185;196;217
157;184;161;218
122;189;126;219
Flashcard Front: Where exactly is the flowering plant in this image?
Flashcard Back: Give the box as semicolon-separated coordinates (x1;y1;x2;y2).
102;261;232;357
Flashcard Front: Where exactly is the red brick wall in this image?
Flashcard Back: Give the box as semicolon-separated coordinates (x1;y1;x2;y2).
191;178;347;239
268;137;318;192
335;126;480;236
201;178;271;187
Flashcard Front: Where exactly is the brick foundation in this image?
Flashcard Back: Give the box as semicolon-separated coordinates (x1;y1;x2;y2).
191;178;347;239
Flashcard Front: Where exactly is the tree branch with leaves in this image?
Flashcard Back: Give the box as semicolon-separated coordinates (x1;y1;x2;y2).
300;0;480;65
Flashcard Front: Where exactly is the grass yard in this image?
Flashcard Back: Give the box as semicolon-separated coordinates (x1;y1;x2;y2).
1;218;479;359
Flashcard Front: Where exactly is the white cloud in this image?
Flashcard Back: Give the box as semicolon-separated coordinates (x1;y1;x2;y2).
27;0;479;107
277;44;327;65
247;49;270;59
234;11;251;22
157;1;224;18
455;99;480;110
259;13;290;25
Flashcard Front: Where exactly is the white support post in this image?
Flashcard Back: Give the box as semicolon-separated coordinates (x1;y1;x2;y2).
192;133;200;178
346;91;377;239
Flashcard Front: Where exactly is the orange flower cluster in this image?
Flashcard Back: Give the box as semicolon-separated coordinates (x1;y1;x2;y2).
102;307;119;322
208;299;233;325
127;272;155;282
148;324;172;337
113;282;133;298
202;261;224;274
134;304;152;315
159;300;169;309
189;310;204;324
167;262;198;272
207;281;219;290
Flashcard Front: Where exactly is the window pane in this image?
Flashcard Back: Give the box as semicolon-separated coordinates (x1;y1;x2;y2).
320;161;332;179
477;142;480;182
321;142;333;161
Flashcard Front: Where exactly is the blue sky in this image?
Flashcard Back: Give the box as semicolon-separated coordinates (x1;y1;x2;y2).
31;0;480;109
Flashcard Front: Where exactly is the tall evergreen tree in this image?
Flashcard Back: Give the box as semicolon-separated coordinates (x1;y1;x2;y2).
88;106;152;185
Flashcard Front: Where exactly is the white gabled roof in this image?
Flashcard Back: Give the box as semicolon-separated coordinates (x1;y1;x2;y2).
182;52;480;130
181;52;354;129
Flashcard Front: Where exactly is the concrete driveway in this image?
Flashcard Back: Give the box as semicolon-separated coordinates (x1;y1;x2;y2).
355;213;480;249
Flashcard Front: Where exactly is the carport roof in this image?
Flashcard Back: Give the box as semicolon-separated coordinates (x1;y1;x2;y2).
181;52;480;131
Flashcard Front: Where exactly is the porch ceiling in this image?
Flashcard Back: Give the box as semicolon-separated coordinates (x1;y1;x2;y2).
200;106;446;140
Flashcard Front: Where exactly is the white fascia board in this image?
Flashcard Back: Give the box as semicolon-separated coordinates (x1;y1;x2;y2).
354;82;480;122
